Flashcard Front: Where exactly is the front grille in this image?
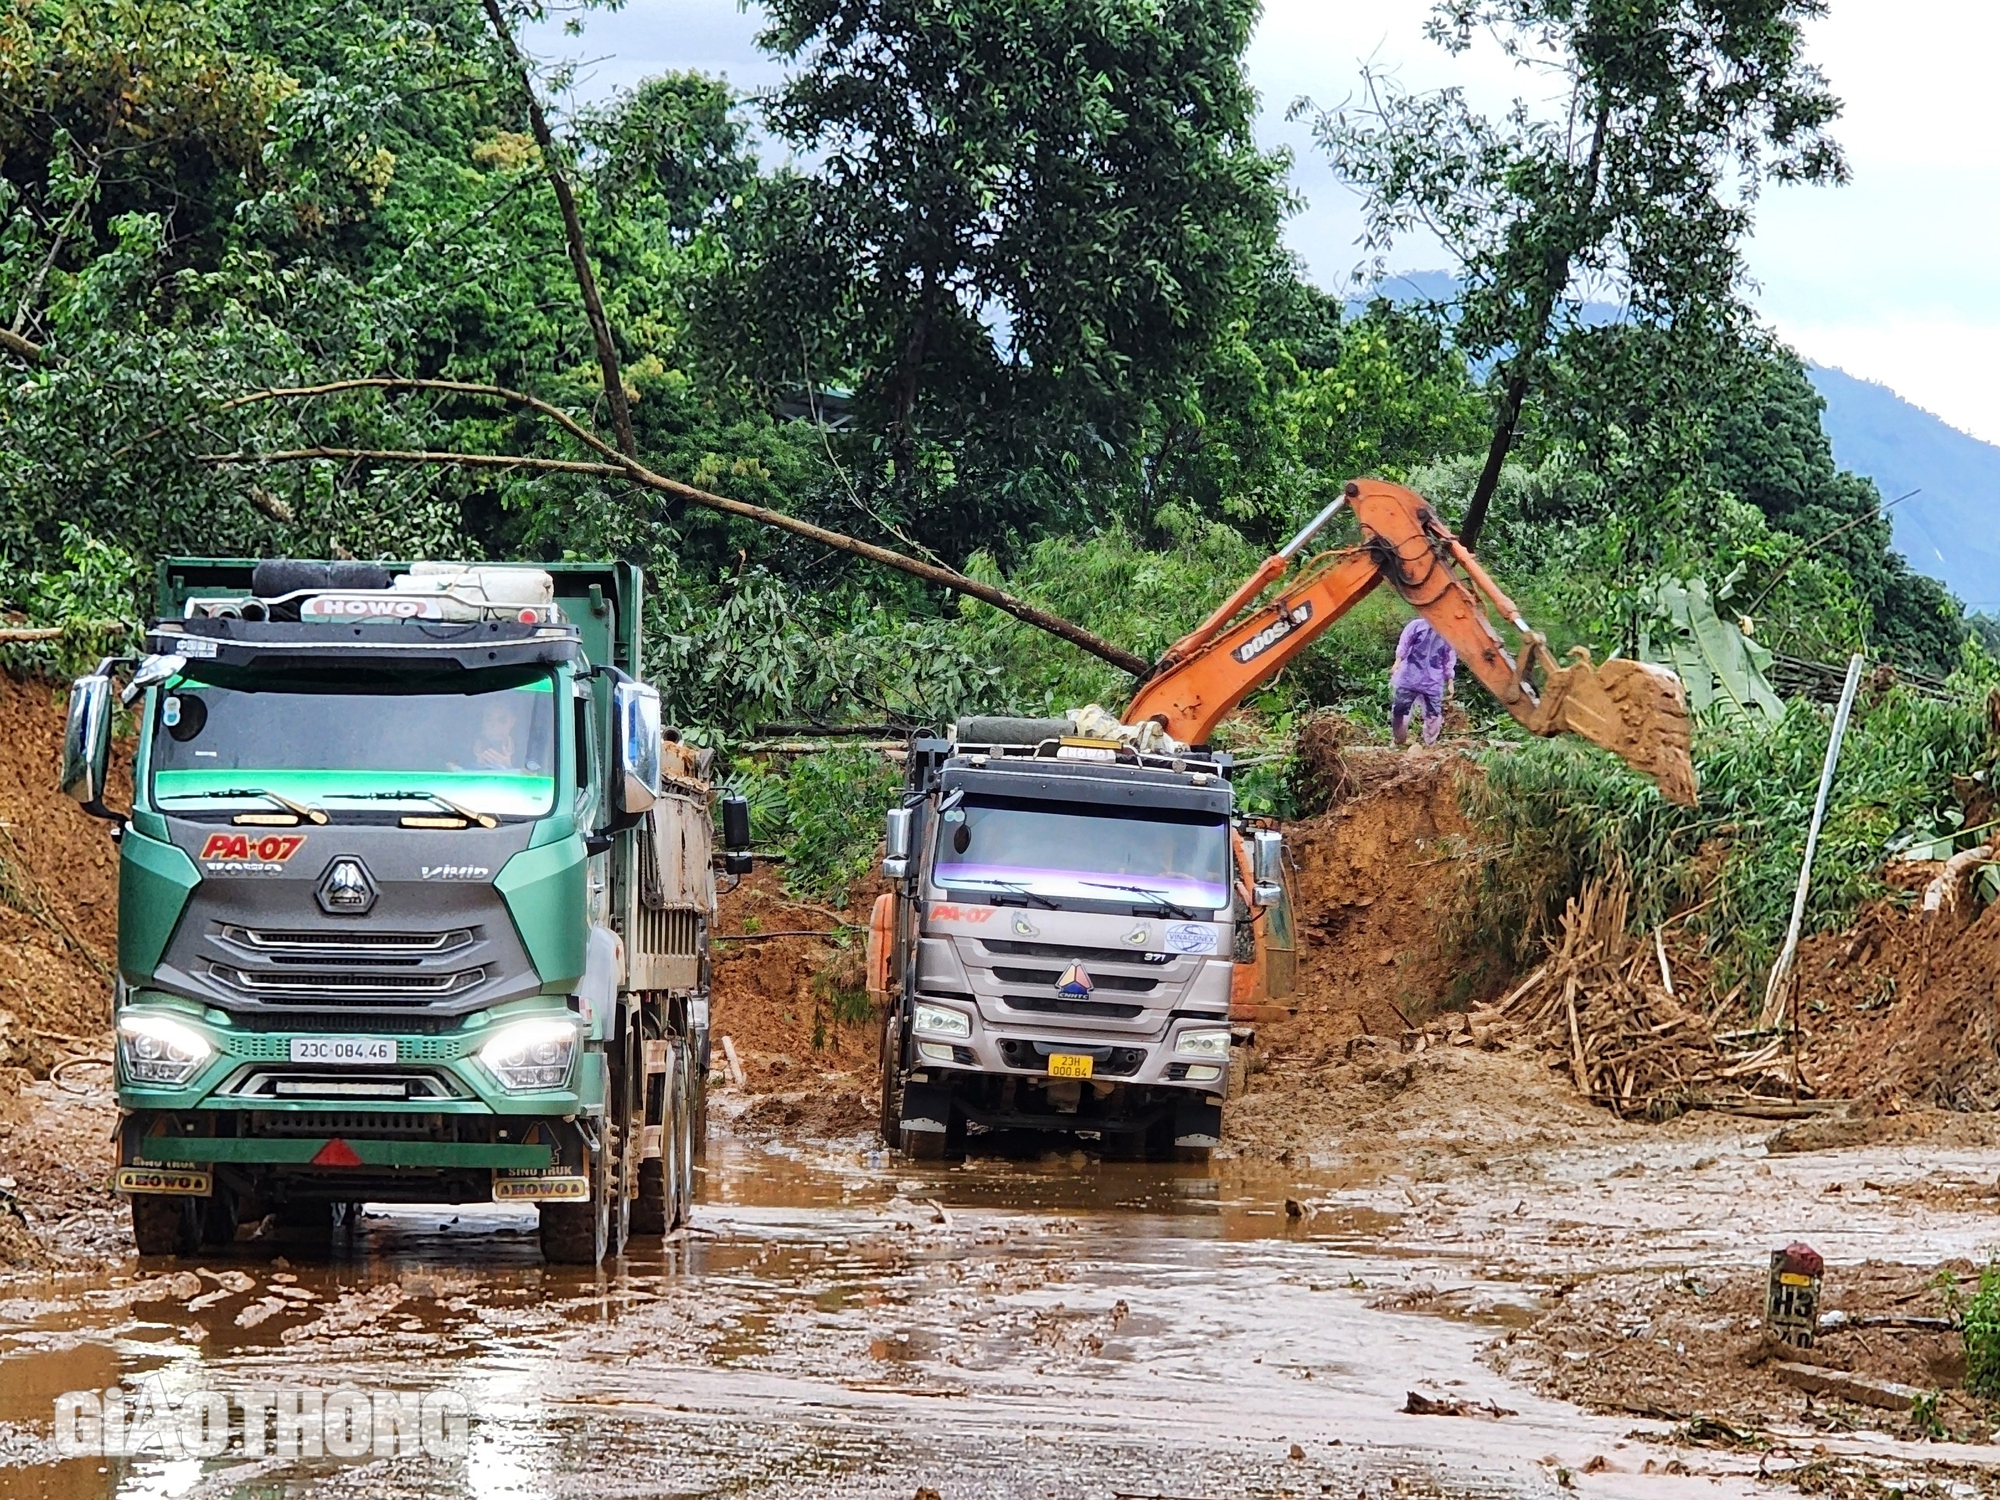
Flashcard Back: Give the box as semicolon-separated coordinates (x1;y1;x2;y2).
211;966;485;998
221;926;473;961
997;1040;1145;1077
229;1012;457;1034
249;1111;447;1138
982;938;1175;967
989;965;1157;993
1002;994;1144;1020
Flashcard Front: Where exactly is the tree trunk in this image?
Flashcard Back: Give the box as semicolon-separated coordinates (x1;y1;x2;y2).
480;0;637;459
1458;98;1612;548
889;266;938;483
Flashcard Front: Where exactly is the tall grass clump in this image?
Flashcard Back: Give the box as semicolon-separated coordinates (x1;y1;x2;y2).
1451;685;1992;1006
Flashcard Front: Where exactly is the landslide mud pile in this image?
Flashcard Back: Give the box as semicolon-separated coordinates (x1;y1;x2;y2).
710;867;880;1139
0;672;120;1082
1800;896;2000;1111
1272;742;1471;1042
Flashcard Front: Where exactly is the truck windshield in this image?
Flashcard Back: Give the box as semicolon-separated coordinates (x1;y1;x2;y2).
149;667;560;818
933;794;1231;912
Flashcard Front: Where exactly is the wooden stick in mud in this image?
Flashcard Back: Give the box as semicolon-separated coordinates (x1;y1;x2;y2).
719;1034;746;1088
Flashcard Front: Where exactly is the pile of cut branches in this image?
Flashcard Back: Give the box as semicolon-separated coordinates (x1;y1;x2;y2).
1474;877;1799;1118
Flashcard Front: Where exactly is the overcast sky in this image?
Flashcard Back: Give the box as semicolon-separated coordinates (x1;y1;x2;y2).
532;0;2000;444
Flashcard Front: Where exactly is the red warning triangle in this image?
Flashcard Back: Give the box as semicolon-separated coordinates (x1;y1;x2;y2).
311;1138;363;1167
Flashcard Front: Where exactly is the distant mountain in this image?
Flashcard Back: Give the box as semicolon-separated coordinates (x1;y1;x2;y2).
1805;366;2000;614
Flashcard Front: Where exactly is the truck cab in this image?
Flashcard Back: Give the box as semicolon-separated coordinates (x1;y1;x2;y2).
873;717;1288;1159
61;559;729;1265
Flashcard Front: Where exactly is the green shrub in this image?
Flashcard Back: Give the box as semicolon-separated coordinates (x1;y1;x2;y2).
1959;1262;2000;1398
775;747;900;905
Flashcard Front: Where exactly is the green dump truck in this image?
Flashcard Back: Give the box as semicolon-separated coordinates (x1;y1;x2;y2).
61;558;740;1265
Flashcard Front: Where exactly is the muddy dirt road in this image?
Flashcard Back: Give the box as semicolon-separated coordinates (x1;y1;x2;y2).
5;1070;2000;1500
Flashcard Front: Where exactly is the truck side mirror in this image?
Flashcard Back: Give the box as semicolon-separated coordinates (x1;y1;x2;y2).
882;806;913;881
721;794;752;876
61;672;118;824
1251;828;1284;906
611;681;662;816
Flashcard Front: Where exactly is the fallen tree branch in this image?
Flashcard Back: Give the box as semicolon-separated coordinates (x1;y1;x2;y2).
0;328;48;365
198;420;1150;674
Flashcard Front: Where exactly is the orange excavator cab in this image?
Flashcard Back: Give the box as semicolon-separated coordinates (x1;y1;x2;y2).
1122;478;1697;806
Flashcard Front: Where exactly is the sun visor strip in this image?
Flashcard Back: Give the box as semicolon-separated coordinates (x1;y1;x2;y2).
147;619;579;671
937;764;1233;815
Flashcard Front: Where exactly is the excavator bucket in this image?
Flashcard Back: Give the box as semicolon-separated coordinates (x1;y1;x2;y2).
1526;649;1698;806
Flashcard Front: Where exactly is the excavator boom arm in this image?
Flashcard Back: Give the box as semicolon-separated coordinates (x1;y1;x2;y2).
1123;479;1697;804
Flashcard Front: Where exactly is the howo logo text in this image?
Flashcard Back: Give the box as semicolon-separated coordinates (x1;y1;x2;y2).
420;865;490;881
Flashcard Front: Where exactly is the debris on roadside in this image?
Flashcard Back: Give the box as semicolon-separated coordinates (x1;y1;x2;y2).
1402;1390;1516;1418
1474;878;1799;1116
1770;1360;1922;1411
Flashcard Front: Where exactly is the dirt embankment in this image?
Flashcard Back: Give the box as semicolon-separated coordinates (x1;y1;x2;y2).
709;867;881;1142
1797;896;2000;1112
0;672;122;1080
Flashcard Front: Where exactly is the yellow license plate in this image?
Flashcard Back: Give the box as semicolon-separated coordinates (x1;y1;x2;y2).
1046;1054;1094;1079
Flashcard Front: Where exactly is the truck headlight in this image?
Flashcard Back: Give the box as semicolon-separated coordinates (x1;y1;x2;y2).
912;1003;971;1040
1173;1027;1231;1060
479;1018;578;1091
117;1013;213;1086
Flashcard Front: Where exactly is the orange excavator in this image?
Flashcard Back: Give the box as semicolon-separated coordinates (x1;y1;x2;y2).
1122;477;1697;803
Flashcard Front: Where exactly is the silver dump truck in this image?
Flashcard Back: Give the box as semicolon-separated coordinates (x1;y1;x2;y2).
868;716;1286;1160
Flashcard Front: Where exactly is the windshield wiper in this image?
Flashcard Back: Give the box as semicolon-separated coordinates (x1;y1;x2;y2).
349;790;498;830
178;788;329;825
1080;881;1197;920
945;877;1059;910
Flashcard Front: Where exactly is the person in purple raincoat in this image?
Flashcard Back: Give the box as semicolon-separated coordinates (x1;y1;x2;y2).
1390;617;1456;747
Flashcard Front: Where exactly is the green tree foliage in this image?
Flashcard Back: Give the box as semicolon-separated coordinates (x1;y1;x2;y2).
0;0;1967;821
1309;0;1847;543
710;0;1289;556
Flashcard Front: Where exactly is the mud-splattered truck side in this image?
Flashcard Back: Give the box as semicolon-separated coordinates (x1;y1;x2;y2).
871;717;1291;1159
61;558;737;1265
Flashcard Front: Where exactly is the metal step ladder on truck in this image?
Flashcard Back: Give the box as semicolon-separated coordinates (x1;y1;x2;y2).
60;558;752;1265
870;479;1701;1160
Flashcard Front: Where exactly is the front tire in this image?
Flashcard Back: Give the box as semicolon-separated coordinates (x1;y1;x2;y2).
539;1137;611;1266
541;1048;621;1267
877;1008;904;1146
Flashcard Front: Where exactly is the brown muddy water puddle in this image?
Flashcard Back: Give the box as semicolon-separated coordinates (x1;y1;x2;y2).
0;1132;1987;1499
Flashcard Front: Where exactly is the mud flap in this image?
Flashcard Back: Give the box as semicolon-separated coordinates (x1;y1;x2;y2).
493;1121;590;1202
898;1078;952;1136
118;1117;213;1196
1172;1098;1223;1149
